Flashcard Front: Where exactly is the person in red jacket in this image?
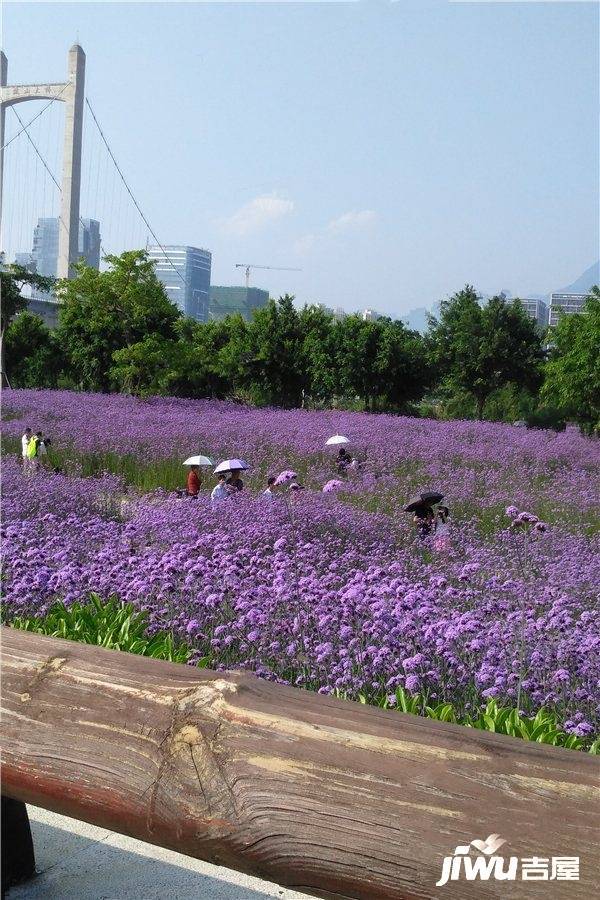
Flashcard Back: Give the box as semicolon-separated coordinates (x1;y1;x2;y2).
186;464;201;497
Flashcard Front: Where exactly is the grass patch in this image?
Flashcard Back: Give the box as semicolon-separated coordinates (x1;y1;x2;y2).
7;594;192;663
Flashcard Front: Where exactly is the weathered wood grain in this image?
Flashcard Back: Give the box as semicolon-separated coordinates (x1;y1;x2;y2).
1;627;598;899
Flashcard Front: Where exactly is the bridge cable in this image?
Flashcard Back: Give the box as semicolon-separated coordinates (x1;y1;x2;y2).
8;105;109;261
84;96;188;290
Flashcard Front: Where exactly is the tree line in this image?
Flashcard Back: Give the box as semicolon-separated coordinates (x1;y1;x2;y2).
2;251;599;433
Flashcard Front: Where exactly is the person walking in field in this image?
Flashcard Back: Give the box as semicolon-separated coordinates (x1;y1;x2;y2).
37;435;51;467
26;431;43;475
262;476;277;500
21;427;32;462
211;472;231;503
186;464;201;498
413;505;435;539
433;505;451;551
337;447;352;474
227;468;244;492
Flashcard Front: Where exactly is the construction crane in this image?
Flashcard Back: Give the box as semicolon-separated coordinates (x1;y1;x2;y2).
235;263;302;288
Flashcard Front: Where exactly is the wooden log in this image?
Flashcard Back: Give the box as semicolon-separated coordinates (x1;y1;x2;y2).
1;796;35;891
1;626;598;900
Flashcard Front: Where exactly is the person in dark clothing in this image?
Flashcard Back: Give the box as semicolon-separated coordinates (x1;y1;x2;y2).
337;447;352;474
413;504;435;539
227;469;244;492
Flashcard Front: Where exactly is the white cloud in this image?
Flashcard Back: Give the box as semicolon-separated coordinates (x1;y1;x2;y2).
219;193;294;236
294;209;377;255
326;209;377;234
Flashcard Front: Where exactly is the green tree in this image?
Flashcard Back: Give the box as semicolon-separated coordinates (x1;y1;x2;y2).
0;264;54;386
3;311;66;388
244;296;307;407
542;287;600;434
374;319;431;411
56;251;180;391
299;305;336;407
334;316;384;410
428;286;544;419
109;335;212;398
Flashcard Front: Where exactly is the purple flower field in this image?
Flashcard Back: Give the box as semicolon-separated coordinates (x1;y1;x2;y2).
3;389;600;733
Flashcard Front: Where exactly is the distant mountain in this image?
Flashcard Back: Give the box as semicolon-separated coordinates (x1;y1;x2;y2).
555;260;599;295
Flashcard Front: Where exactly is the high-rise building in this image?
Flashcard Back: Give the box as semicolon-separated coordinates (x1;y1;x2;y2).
148;245;211;322
518;298;548;328
361;308;381;322
316;303;347;321
31;217;101;279
548;292;589;326
209;285;268;322
14;252;36;272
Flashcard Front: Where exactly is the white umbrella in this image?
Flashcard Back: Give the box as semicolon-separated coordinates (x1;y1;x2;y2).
183;455;214;467
214;458;250;474
325;434;350;446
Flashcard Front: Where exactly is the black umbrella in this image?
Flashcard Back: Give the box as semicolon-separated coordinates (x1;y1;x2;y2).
403;491;444;513
420;490;444;504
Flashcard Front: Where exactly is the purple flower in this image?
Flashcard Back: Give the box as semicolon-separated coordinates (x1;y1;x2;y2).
2;389;598;737
519;511;539;524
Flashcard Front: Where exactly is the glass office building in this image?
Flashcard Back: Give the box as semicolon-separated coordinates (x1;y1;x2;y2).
548;293;588;327
31;217;101;278
519;298;548;328
209;286;269;322
148;245;212;322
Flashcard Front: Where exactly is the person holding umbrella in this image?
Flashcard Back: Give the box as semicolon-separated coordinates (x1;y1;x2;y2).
213;459;250;495
413;505;435;539
337;447;353;474
404;491;444;540
186;465;201;498
227;469;244;492
182;455;213;498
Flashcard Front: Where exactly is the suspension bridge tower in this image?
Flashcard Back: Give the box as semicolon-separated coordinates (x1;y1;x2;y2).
0;44;85;278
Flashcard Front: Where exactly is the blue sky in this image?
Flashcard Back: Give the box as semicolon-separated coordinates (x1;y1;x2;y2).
2;1;598;315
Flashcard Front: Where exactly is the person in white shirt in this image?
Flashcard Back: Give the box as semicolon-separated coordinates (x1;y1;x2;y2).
262;476;277;500
211;473;231;503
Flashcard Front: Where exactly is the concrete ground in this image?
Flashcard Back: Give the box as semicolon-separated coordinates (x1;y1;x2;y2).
9;806;314;900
